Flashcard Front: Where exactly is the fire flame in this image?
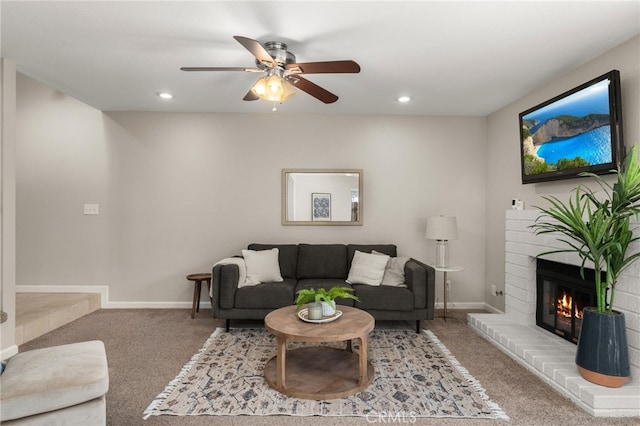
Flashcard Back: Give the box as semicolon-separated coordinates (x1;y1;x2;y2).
556;291;583;319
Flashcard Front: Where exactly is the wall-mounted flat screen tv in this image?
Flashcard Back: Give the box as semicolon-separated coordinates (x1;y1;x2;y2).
519;70;624;184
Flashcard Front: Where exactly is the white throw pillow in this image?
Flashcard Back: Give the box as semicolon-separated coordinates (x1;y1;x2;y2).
241;248;283;286
346;250;389;286
373;250;409;287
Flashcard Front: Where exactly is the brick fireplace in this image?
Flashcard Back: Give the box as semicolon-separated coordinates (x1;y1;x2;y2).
468;209;640;417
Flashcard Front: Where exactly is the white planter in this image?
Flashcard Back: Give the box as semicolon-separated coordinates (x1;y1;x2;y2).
320;300;336;316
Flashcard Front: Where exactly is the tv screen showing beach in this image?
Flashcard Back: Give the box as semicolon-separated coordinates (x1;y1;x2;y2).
520;77;613;181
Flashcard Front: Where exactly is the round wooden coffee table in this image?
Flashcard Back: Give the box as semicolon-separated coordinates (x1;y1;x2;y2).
264;305;375;400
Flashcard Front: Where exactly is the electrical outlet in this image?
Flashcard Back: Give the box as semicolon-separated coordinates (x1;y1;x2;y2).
491;284;497;295
83;204;99;215
446;280;451;291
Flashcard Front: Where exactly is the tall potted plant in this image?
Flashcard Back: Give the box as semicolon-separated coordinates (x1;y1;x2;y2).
530;144;640;387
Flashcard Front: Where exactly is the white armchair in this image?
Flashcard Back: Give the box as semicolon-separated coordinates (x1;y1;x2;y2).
0;340;109;425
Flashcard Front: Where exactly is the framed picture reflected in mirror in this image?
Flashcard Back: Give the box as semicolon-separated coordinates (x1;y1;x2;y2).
312;193;331;221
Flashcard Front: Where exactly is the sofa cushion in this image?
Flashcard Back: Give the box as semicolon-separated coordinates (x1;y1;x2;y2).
373;250;410;287
297;244;348;279
352;284;414;311
241;248;283;285
295;279;356;306
2;396;106;426
234;279;297;309
0;340;109;422
347;244;397;268
346;250;389;286
247;244;298;279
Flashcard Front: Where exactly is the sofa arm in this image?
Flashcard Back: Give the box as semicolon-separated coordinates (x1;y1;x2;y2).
211;263;240;312
405;259;436;319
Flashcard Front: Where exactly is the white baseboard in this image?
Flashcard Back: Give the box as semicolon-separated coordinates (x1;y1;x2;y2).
105;301;212;309
17;285;109;307
16;286;501;313
435;301;504;314
435;301;484;310
1;344;18;360
482;303;505;314
15;285;212;310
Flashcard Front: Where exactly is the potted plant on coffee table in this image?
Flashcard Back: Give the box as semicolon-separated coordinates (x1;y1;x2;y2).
530;145;640;387
295;286;359;317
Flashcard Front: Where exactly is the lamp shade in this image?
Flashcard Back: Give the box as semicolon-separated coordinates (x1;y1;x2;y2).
425;216;458;241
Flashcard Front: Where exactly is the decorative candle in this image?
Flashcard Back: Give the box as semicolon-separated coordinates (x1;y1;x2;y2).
307;303;323;320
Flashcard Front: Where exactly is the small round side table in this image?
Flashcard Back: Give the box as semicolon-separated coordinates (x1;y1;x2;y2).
186;273;212;318
430;265;464;322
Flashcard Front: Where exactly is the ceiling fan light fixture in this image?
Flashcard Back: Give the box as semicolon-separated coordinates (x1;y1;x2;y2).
183;35;360;105
251;76;268;96
251;73;296;103
276;80;297;103
266;74;284;98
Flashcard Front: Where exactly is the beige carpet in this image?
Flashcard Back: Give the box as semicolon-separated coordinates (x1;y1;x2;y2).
18;308;639;425
144;328;507;419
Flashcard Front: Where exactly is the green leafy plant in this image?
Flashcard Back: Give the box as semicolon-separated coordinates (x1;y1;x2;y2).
530;145;640;314
294;286;359;310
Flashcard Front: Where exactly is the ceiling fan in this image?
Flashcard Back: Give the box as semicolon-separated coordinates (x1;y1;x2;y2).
181;36;360;105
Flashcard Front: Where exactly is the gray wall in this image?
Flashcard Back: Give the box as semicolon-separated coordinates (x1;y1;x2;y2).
12;34;640;316
485;35;640;311
16;76;487;307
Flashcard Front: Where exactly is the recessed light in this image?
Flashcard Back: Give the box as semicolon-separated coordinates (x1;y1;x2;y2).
157;92;173;100
397;96;411;103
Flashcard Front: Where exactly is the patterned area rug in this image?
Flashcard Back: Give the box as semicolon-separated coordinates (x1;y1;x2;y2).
143;328;508;419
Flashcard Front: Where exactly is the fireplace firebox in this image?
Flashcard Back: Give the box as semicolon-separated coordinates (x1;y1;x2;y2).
536;259;601;344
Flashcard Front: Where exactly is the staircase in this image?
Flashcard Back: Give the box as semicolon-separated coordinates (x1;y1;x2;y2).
15;293;101;345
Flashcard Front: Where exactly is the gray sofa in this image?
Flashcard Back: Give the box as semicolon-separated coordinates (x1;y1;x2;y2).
211;243;435;332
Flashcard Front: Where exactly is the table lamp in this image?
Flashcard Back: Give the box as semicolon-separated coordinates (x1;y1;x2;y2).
425;216;458;268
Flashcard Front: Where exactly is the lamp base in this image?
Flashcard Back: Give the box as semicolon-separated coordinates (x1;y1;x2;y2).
435;240;449;268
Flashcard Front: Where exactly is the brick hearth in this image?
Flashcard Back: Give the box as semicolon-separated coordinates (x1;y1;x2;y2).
469;209;640;417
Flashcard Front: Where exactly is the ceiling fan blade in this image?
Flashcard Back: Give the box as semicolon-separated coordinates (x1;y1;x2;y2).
180;67;262;72
289;76;338;104
243;90;259;101
286;60;360;75
233;35;276;68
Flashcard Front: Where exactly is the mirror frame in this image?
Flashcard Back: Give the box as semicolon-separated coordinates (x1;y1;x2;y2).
281;168;363;226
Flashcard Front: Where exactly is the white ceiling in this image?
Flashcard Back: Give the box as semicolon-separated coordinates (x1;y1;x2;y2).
1;1;638;116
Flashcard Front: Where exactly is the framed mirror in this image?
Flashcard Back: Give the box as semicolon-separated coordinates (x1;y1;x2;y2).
282;169;363;226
